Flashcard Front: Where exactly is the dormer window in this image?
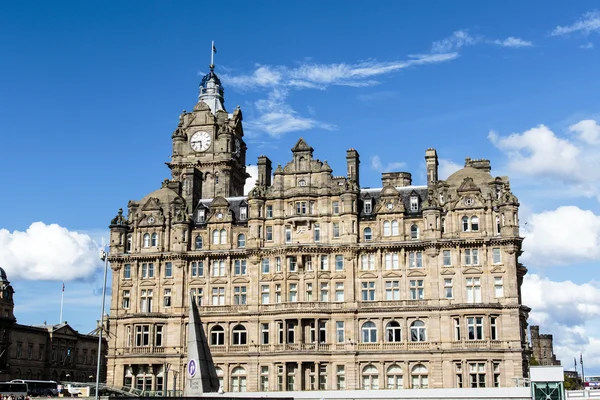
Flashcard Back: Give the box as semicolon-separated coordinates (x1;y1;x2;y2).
197;209;205;223
410;196;419;212
240;207;247;221
364;200;372;214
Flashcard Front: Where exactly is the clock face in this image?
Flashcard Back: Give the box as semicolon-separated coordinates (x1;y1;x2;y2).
386;202;394;210
147;216;155;224
464;197;474;206
216;212;223;220
190;131;211;152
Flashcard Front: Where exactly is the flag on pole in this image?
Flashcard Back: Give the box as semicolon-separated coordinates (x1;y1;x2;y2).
62;282;65;292
212;43;217;54
580;352;584;364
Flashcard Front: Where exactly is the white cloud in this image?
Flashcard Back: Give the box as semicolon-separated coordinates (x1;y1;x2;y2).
580;42;594;49
569;119;600;144
522;206;600;266
0;222;101;281
523;274;600;370
431;30;478;53
371;155;406;173
551;10;600;36
492;37;533;48
439;158;463;180
244;165;259;195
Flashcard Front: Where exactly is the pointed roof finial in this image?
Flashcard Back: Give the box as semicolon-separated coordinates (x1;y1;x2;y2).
210;40;217;69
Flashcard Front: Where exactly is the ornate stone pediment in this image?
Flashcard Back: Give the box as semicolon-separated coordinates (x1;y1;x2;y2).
304;273;315;280
332;273;346;280
122;280;134;287
142;197;162;211
140;280;157;287
190;278;206;285
490;266;506;274
210;278;228;285
359;272;377;279
440;268;456;275
272;273;284;281
407;270;426;277
383;271;402;278
318;272;331;279
287;273;300;281
462;267;483;275
232;277;250;284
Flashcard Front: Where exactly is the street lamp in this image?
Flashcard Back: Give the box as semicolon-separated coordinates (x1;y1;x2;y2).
96;248;109;400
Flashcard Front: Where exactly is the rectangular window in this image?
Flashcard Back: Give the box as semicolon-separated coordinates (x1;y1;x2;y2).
261;258;270;274
266;226;273;241
261;323;270;345
361;254;375;270
211;287;225;305
385;252;400;270
332;201;340;215
466;277;482;303
410;196;419;212
266;205;273;218
140;289;153;312
165;262;172;278
191;287;203;305
124;263;131;279
444;278;453;299
276;257;282;272
364;200;372;214
409;279;424;300
336;321;345;343
492;248;502;264
155;325;163;347
361;281;376;301
304;255;313;271
148;263;154;277
335;255;344;271
490;316;498;340
319;321;327;343
288;256;297;272
212;260;225;277
306;283;313;302
240;207;247;220
409;251;423;268
122;290;130;309
469;362;486;388
493;362;500;387
135;325;150;346
141;263;148;278
320;255;329;271
443;250;452;266
234;260;247;275
467;316;484;340
275;284;282;303
163;288;172;307
454;317;461;341
261;366;269;391
296;201;307;215
336;365;346;390
285;226;292;243
456;363;463;388
333;223;340;238
385;280;400;300
335;282;344;302
234;286;247;305
261;285;270;304
314;223;320;242
465;249;479;265
289;283;297;302
494;277;504;297
320;282;329;302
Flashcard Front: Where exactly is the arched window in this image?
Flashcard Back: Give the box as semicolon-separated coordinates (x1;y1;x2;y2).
195;235;203;250
231;366;247;392
210;325;224;345
471;216;479;232
220;229;227;244
143;233;150;247
212;229;220;244
383;221;391;237
232;324;247;345
441;218;446;234
215;367;224;391
386;321;402;342
237;234;246;248
362;364;379;390
496;215;501;235
462;216;469;232
410;224;419;239
363;227;372;241
361;321;377;343
386;364;403;389
410;320;426;342
411;364;429;389
391;220;399;236
151;232;158;247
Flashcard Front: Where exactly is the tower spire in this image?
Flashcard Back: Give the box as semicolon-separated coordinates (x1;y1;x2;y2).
211;40;216;68
198;41;224;114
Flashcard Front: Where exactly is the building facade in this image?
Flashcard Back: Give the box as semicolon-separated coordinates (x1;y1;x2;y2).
530;325;560;366
0;267;106;383
106;64;530;394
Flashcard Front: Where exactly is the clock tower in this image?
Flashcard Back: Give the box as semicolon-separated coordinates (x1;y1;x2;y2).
169;63;249;208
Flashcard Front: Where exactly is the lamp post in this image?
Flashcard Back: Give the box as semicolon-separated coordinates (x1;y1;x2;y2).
96;248;109;400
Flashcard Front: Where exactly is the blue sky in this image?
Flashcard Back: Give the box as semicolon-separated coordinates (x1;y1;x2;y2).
1;0;600;375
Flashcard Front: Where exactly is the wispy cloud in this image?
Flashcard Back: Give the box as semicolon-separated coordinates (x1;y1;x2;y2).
371;155;406;172
580;42;595;49
551;10;600;36
492;37;533;48
224;53;457;138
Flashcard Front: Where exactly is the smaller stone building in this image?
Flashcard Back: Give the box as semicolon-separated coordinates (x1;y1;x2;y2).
0;266;107;382
530;325;560;366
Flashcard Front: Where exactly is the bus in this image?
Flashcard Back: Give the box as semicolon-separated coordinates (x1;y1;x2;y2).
0;382;28;397
11;379;58;396
585;376;600;389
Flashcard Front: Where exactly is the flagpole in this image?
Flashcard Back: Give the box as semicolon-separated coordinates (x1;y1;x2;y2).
581;352;585;388
59;282;64;324
211;40;214;66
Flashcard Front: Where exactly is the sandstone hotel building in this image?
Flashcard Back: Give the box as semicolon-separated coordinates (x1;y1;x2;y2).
106;63;530;393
